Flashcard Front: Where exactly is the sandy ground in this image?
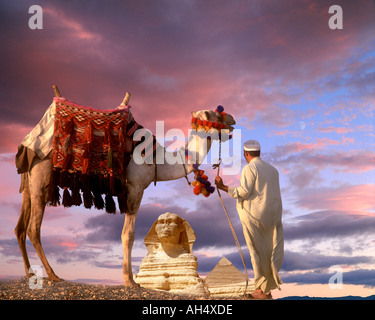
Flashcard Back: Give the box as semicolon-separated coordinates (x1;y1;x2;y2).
3;277;372;301
0;277;245;300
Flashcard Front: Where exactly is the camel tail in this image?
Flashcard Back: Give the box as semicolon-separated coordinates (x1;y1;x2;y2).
19;173;28;194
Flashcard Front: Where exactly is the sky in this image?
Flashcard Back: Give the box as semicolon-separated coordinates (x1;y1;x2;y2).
0;0;374;298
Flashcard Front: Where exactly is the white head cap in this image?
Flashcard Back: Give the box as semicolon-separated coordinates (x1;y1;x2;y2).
243;140;261;151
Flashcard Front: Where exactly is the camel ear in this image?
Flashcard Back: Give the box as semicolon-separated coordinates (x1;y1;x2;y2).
191;111;197;118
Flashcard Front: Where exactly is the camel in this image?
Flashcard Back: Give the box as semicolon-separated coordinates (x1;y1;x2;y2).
15;90;236;287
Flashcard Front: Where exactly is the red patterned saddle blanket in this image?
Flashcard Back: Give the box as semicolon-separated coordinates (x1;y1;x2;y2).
49;97;156;214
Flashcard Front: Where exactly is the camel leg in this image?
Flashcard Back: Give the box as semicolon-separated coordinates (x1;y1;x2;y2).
26;159;61;282
15;174;33;277
26;194;61;282
121;213;140;287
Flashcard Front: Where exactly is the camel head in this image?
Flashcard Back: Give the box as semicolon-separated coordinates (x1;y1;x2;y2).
191;109;236;132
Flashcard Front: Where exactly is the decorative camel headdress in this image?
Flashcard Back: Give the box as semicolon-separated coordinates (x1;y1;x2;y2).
187;105;229;198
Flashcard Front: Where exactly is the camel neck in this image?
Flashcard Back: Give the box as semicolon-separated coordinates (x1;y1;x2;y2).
153;131;213;182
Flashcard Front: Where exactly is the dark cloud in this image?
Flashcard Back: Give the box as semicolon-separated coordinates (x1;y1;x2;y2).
1;0;374;152
94;261;122;270
195;249;252;275
284;211;375;241
0;235;98;266
84;213;125;243
282;250;374;272
282;269;375;287
84;198;246;251
84;203;189;244
281;249;375;287
82;195;251;275
184;197;245;251
343;269;375;287
0;238;24;258
38;235;100;264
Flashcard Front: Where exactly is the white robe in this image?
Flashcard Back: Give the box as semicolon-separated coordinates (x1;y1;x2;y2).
228;157;284;293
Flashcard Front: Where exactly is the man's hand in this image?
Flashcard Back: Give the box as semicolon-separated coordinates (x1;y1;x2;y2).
215;176;224;188
215;176;229;193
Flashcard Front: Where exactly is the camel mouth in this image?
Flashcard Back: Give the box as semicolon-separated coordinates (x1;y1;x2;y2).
226;120;236;132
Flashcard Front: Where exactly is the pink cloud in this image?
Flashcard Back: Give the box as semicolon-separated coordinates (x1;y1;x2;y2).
43;7;102;42
318;126;354;134
148;202;167;209
2;0;373;142
356;124;373;132
341;137;354;144
295;184;375;213
272;148;375;174
0;123;33;154
273;138;341;154
273;130;302;137
59;241;79;251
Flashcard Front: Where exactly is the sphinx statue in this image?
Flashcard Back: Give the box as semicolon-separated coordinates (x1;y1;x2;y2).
134;212;209;295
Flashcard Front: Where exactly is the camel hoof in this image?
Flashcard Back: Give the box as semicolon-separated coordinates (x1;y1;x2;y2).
124;281;140;288
47;275;62;282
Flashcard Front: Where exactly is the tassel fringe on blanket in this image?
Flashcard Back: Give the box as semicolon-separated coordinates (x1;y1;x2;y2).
48;97;156;214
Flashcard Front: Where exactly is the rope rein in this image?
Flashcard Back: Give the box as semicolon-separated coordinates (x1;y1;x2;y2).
215;131;249;297
182;107;249;296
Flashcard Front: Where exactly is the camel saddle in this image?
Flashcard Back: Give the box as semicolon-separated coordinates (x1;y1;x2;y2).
47;97;156;214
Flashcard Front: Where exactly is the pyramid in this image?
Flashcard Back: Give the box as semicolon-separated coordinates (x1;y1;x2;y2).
205;257;247;286
204;257;254;296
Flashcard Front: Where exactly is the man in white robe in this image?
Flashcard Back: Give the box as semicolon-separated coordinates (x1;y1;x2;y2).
215;140;284;299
